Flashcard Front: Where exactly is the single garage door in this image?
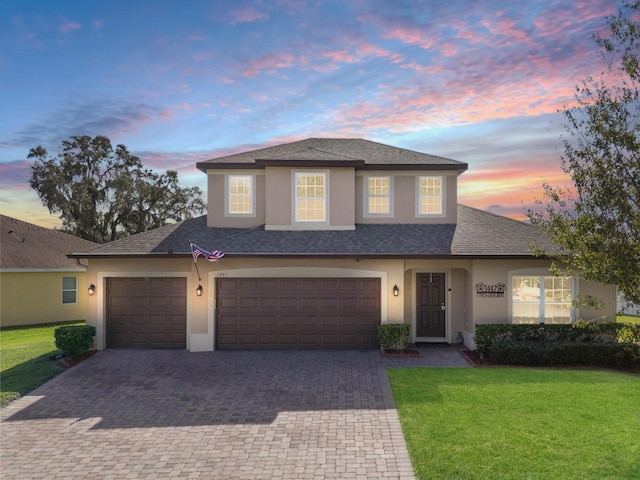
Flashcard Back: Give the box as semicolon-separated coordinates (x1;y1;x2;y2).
106;277;187;348
216;277;381;349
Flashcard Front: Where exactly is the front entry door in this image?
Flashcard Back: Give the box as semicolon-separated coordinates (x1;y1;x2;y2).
417;273;446;337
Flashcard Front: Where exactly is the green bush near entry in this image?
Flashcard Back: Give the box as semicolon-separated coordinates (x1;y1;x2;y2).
378;323;411;351
54;325;96;357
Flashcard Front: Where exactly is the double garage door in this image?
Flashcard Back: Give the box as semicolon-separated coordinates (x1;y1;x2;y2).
106;276;381;349
216;277;381;349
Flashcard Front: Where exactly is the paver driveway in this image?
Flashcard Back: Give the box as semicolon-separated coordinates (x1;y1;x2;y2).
1;347;468;479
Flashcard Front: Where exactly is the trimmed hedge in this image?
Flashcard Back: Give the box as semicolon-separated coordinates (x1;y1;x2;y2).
54;325;96;357
490;341;640;368
474;322;640;368
378;323;411;351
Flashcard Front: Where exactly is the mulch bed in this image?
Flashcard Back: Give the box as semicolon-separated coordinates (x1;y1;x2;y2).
382;347;423;358
60;350;97;368
459;349;494;366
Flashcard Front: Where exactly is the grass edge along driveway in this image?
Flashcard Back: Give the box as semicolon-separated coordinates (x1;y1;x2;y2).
0;321;84;406
388;367;640;480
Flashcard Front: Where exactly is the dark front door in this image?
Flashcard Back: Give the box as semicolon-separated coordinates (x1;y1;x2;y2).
416;273;446;337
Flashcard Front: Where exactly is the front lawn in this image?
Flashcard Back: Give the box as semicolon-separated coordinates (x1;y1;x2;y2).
388;368;640;480
618;314;640;324
0;322;83;406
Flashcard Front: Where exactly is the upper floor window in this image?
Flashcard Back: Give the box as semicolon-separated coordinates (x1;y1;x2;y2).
366;176;392;216
417;176;443;216
62;276;77;305
295;172;326;222
227;175;254;216
511;275;573;324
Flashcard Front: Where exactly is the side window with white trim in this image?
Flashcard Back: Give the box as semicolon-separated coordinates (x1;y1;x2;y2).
62;276;77;305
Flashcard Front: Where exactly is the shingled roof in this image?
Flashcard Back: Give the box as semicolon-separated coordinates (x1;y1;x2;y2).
1;215;98;270
69;206;554;259
196;138;468;171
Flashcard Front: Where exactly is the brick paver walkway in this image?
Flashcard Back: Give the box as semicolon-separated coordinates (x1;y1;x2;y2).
1;346;469;479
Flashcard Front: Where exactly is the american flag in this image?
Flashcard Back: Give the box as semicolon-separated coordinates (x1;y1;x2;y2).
190;241;226;262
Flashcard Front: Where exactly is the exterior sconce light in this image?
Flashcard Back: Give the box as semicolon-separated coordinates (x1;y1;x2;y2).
196;284;203;297
88;284;96;296
393;284;399;297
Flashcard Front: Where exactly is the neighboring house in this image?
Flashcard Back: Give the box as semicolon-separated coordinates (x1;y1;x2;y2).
70;138;617;351
0;215;97;328
617;291;640;316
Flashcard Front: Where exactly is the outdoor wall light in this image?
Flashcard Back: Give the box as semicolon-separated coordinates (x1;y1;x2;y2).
88;283;96;296
196;284;203;297
393;284;399;297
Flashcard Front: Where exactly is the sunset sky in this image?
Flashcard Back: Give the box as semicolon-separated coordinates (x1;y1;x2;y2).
0;0;618;228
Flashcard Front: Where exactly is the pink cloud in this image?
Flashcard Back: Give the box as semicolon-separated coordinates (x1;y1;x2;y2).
323;50;358;63
535;2;614;38
242;52;296;77
356;42;405;63
358;13;437;49
228;7;269;25
458;166;573;221
479;17;535;47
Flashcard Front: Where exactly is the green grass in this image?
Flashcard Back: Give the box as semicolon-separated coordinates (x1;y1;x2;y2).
0;321;83;406
388;368;640;480
618;314;640;324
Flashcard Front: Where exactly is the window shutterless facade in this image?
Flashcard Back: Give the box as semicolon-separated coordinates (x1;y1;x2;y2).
295;172;327;222
62;276;77;305
365;176;392;216
511;275;573;324
226;175;254;216
417;176;443;216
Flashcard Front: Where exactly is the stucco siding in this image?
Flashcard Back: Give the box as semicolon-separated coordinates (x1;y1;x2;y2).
1;271;89;327
265;167;292;227
464;259;618;349
86;256;617;352
207;171;265;228
329;168;356;228
355;172;458;224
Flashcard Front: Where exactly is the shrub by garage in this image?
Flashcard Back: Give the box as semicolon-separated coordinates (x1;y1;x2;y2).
54;325;96;357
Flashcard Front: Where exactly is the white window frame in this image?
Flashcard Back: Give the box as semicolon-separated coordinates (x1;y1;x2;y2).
364;176;393;217
62;276;78;305
294;171;328;223
226;174;255;216
509;273;575;324
416;176;444;217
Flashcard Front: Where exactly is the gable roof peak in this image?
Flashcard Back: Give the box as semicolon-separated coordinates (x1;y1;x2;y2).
196;137;468;172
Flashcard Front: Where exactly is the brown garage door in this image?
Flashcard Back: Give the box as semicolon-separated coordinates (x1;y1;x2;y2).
216;277;380;349
106;277;187;348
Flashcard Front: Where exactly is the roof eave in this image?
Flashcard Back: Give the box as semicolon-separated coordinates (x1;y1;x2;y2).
68;252;544;260
196;161;468;173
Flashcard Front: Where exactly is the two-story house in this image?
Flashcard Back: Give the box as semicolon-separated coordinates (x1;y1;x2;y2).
73;138;617;351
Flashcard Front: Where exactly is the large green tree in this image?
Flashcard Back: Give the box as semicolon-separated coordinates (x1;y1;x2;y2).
29;135;206;243
528;1;640;306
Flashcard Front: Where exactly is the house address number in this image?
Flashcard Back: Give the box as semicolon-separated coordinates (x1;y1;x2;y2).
475;282;505;297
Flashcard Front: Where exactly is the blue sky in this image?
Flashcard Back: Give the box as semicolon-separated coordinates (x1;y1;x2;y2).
0;0;617;227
